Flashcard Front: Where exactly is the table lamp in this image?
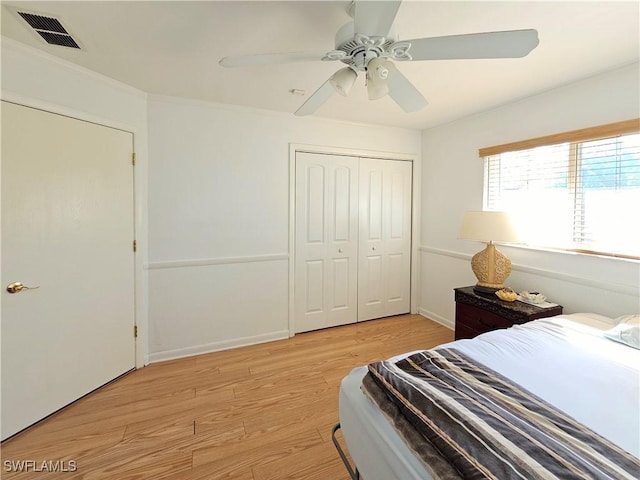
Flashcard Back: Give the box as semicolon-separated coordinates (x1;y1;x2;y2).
458;211;521;294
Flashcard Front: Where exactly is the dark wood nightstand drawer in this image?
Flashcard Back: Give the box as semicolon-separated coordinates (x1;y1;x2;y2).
454;322;483;341
456;302;513;333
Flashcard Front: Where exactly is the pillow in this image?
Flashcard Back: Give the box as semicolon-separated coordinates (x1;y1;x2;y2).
604;315;640;349
563;313;615;330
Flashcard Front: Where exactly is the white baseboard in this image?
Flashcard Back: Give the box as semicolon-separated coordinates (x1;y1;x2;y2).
418;308;455;330
147;330;290;364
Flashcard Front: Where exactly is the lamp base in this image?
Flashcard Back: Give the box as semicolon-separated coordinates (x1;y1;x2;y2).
473;285;501;296
470;242;512;293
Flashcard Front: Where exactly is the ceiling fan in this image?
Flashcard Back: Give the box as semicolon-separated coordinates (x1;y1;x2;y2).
219;0;539;116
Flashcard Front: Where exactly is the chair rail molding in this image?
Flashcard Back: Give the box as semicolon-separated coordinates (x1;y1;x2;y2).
420;245;639;297
146;253;288;270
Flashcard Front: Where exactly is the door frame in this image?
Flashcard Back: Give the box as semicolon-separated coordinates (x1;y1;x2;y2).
1;92;148;368
288;143;421;336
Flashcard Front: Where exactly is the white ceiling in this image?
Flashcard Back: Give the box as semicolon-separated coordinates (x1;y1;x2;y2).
2;1;638;130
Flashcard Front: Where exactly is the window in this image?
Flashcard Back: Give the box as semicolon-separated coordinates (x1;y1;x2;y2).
481;120;640;259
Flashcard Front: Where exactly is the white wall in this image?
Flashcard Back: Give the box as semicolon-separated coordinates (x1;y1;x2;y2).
6;34;637;365
1;38;150;367
1;37;421;365
419;63;640;327
147;95;421;361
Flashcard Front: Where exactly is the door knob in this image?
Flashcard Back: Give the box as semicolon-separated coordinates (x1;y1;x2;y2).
6;282;40;294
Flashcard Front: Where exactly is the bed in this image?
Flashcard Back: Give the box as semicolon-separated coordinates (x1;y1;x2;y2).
333;313;640;479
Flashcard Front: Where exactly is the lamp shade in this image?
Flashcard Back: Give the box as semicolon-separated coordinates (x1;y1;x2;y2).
329;67;357;96
458;211;521;244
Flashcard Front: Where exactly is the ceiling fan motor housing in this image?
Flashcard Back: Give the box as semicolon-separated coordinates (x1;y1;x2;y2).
334;21;398;71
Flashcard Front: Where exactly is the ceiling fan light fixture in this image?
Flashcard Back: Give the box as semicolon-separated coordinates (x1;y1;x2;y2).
367;57;391;100
329;67;357;96
367;81;389;100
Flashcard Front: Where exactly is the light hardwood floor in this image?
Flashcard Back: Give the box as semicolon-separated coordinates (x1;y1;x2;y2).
1;314;453;480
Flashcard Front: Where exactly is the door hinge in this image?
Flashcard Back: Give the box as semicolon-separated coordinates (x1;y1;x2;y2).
132;152;136;166
134;325;138;338
133;240;137;252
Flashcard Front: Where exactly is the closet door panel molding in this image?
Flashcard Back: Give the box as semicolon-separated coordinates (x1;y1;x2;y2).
294;152;358;333
358;158;412;322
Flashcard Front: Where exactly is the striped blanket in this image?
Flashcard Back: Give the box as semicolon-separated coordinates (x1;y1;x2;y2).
365;348;640;480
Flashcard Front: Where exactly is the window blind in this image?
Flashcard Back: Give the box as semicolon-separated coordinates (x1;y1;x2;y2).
482;121;640;259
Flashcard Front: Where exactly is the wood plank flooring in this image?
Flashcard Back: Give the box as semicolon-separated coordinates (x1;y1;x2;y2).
1;314;453;480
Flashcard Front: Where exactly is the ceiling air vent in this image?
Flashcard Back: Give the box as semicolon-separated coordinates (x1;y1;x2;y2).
17;11;81;49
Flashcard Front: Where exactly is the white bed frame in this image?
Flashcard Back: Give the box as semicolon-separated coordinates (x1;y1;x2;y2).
331;314;639;479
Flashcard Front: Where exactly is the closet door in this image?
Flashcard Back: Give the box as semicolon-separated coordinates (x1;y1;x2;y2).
358;158;412;321
295;152;359;333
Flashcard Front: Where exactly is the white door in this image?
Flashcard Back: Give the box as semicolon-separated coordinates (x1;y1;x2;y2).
294;152;359;333
1;102;136;440
358;158;412;321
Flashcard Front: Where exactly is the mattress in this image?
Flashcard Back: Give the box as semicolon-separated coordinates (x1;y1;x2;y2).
338;313;640;479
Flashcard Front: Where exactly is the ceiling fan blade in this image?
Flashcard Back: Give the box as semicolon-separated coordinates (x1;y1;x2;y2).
294;79;335;116
220;52;325;68
386;63;427;113
354;0;402;37
401;29;539;61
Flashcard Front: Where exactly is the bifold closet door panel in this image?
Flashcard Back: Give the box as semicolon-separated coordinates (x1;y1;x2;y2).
358;158;412;322
294;152;359;333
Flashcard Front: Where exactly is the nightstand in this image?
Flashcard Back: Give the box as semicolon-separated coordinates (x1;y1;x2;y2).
454;286;563;340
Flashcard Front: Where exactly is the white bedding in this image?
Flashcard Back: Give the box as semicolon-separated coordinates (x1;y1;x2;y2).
339;314;640;480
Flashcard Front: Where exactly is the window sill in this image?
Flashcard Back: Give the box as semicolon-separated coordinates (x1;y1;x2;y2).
500;242;640;263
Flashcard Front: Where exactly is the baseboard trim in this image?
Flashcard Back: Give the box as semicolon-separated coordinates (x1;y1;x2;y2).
418;308;455;330
148;330;290;364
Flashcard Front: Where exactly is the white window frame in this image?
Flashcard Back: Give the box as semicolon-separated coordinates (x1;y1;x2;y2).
479;119;640;260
